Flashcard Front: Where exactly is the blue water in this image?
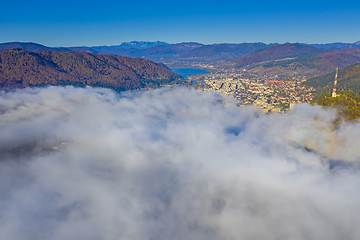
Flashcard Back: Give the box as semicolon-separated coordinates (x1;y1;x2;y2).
171;68;210;78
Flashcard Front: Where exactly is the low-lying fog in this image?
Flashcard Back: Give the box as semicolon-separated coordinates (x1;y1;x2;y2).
1;86;360;240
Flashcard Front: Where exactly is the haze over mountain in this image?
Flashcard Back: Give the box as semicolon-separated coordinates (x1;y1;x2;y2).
0;49;180;91
115;41;169;49
68;41;174;55
105;42;205;62
308;41;360;49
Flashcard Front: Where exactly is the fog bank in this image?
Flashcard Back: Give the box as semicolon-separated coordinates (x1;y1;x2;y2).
1;86;360;240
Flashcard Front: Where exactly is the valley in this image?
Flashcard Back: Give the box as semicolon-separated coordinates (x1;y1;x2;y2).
1;40;360;114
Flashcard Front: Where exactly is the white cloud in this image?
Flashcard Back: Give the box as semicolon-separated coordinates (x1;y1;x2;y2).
0;86;360;240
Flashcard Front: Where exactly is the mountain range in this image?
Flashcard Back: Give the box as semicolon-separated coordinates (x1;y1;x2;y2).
221;43;360;77
1;40;360;81
0;49;180;91
308;41;360;49
2;40;359;55
224;43;329;67
115;41;169;49
1;40;360;68
0;42;73;52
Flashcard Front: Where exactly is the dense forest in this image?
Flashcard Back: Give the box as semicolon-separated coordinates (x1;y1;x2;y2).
0;49;181;91
312;90;360;122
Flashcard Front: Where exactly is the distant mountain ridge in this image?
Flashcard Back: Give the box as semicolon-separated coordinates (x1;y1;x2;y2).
0;49;181;91
250;47;360;77
223;43;329;68
308;42;360;49
0;42;73;52
0;41;272;63
115;41;169;48
2;41;360;57
217;43;360;77
177;43;271;61
67;41;171;55
1;41;360;74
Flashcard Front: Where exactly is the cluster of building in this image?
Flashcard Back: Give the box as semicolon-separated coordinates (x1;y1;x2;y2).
191;72;315;113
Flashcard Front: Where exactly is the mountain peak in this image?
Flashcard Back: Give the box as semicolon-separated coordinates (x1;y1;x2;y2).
116;41;169;49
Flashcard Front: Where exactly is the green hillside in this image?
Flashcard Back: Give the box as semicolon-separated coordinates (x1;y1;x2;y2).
312;90;360;122
305;63;360;95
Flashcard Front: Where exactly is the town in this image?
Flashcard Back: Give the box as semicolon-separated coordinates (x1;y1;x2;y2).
188;68;315;113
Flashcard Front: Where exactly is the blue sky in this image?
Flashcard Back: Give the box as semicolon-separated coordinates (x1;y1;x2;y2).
1;0;360;46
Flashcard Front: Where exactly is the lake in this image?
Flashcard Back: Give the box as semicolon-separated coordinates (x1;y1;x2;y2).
171;68;210;78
